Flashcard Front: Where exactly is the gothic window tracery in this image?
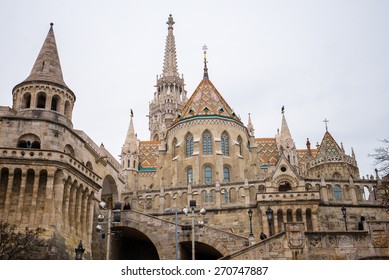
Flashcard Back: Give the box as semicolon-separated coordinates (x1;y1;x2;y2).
221;131;229;156
185;133;193;157
204;166;212;185
333;185;342;200
202;130;212;155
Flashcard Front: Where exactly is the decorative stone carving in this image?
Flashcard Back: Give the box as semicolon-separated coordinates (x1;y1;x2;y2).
286;223;305;249
337;235;353;247
371;230;388;248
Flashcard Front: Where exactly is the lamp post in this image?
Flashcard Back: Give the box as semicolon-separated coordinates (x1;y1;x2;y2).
183;199;206;260
96;201;122;260
248;208;254;237
341;206;348;231
265;206;273;237
75;240;85;260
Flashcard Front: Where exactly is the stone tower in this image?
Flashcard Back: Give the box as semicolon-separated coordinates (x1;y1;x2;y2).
12;23;76;129
148;14;187;141
275;107;298;167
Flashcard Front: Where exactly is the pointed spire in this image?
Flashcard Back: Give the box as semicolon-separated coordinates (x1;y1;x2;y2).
24;23;68;88
162;14;179;77
247;113;255;136
280;108;293;145
202;44;209;79
123;110;137;153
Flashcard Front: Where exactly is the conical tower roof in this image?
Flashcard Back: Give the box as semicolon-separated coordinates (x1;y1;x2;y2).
23;23;68;88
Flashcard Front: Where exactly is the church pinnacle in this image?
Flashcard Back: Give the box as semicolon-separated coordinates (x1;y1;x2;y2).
202;44;209;79
162;14;179;77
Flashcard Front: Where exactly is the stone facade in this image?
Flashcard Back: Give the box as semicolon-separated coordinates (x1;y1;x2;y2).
0;17;388;260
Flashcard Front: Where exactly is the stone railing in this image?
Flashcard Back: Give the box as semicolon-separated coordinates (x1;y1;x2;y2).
258;191;320;202
0;148;101;184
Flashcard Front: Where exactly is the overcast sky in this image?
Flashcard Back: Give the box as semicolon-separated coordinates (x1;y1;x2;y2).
0;0;388;177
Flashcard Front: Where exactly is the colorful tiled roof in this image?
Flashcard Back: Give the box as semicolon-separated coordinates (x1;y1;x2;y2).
173;78;242;124
297;149;318;165
255;138;279;165
317;132;343;159
138;141;159;171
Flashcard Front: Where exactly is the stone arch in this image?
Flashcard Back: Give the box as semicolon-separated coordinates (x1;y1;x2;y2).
102;175;119;208
51;94;61;112
36;92;46;109
194;235;230;258
229;187;237;203
277;209;284;233
35;169;48;226
238;186;245;203
64;144;75;157
21;169;35;225
17;133;41;149
115;223;164;260
296;208;303;222
21;92;32;109
86;161;93;171
8;168;22;223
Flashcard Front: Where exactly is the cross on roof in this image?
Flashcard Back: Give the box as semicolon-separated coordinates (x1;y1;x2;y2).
323;118;329;132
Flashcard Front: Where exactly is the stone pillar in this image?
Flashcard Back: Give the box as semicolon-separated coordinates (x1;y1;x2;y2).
29;170;40;226
62;181;71;233
15;171;27;225
2;170;14;221
75;187;83;238
42;169;55;227
81;190;89;241
68;183;77;234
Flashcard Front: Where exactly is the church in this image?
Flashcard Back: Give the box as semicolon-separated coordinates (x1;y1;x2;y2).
0;15;388;260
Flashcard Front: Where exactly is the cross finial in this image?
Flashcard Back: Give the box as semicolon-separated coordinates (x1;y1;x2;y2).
167;14;175;29
202;44;209;79
323;118;329;132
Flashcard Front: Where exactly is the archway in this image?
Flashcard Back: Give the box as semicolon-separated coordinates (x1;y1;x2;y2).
102;175;119;208
179;241;223;260
110;227;159;260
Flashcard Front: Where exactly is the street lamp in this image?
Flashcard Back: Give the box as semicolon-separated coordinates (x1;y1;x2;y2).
265;206;273;236
341;206;348;231
248;208;254;237
96;200;122;260
75;240;85;260
183;199;206;260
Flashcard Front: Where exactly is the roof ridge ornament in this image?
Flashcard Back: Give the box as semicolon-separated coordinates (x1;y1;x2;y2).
323;118;329;132
202;44;209;79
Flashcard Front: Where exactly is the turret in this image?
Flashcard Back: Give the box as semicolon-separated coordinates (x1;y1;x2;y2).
12;23;75;128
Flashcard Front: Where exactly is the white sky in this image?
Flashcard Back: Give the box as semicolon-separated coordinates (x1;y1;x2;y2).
0;0;388;177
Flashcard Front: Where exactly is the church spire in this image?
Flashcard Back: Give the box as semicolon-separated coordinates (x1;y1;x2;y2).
247;113;255;136
149;15;187;141
276;107;298;166
162;14;179;77
24;23;68;88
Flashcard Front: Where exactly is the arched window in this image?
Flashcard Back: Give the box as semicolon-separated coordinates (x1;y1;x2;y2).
221;189;229;203
333;185;342;200
185;133;194;157
37;92;46;109
279;181;292;192
237;135;243;156
172;138;178;158
187;168;193;184
22;93;31;109
205;191;213;202
64;144;75;157
202;130;212;155
204;166;212;185
86;161;93;171
363;186;370;200
221;131;229;156
223;166;230;182
51;95;60;111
